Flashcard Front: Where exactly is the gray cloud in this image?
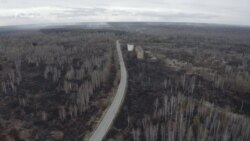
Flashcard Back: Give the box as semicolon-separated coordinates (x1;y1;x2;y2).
1;0;7;4
48;7;220;20
0;0;249;26
51;8;107;18
16;13;41;18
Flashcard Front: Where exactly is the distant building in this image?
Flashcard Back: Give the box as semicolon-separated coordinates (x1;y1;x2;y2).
135;46;144;59
127;44;134;51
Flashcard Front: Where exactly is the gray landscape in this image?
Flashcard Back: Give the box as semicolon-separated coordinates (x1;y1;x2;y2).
0;1;250;141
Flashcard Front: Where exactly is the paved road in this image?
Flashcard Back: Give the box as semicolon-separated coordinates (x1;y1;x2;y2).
89;40;128;141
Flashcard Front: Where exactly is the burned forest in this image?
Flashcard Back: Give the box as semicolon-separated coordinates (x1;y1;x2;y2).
0;23;250;141
105;23;250;141
0;29;121;141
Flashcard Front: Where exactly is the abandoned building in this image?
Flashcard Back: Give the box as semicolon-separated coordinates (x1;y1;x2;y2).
135;46;144;59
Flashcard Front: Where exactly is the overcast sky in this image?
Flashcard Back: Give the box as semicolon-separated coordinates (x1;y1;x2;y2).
0;0;250;26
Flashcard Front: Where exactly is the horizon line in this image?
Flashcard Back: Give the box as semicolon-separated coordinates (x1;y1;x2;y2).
0;21;250;29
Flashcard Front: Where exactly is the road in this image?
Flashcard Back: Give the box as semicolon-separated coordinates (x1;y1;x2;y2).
88;40;128;141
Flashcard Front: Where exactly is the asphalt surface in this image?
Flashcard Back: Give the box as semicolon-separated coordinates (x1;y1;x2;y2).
88;40;128;141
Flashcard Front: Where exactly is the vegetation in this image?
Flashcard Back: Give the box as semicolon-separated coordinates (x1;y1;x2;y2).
0;29;120;141
1;23;250;141
105;23;250;141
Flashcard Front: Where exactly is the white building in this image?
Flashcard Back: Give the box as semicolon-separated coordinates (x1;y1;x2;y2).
127;44;134;51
